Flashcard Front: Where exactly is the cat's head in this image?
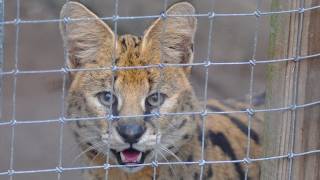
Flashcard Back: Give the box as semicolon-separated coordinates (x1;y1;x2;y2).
60;1;197;172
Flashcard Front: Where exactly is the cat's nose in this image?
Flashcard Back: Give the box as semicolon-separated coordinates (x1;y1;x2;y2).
116;124;146;144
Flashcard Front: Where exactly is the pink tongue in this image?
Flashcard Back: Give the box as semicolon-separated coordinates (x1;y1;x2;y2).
122;149;140;163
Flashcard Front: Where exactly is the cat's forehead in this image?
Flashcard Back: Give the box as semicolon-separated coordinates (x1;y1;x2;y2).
116;35;144;66
115;35;159;84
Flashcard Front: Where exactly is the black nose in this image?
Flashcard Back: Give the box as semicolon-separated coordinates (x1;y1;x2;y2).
116;124;146;144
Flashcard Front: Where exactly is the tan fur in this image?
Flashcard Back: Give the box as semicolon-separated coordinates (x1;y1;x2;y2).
60;2;261;180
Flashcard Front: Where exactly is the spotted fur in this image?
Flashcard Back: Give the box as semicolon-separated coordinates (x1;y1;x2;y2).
60;2;261;179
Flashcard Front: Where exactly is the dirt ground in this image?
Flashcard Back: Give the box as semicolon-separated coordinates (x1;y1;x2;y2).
0;0;271;179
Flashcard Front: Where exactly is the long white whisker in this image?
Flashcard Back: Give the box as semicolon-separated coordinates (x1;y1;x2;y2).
68;136;100;154
72;142;107;165
159;145;188;171
159;145;183;162
156;148;178;178
89;150;105;165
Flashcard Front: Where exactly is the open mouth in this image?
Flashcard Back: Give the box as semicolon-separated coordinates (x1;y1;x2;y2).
111;148;150;165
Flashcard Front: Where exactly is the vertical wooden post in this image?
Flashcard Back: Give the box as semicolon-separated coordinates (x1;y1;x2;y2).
0;0;4;118
262;0;320;179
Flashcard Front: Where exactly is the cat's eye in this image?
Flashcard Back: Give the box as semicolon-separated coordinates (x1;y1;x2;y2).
146;93;166;107
97;91;117;106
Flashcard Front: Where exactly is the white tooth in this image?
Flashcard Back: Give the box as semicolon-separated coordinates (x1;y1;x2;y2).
137;152;142;162
120;152;125;162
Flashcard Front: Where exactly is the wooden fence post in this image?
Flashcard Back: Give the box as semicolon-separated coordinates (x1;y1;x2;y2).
262;0;320;179
0;0;4;118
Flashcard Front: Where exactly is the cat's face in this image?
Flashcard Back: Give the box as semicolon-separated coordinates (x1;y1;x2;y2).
60;2;197;172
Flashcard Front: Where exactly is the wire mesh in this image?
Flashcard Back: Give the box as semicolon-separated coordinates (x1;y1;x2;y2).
0;0;319;179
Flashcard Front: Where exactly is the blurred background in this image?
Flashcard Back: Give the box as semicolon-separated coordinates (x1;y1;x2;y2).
0;0;272;179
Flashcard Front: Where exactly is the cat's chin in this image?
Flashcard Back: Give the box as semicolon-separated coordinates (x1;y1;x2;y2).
120;165;145;173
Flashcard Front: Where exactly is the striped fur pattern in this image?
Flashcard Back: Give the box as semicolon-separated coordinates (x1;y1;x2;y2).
60;1;261;179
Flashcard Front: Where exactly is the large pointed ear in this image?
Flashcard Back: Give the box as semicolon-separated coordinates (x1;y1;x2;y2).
60;2;114;70
142;2;197;73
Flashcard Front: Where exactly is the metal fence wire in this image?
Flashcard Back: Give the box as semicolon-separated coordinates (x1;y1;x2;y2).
0;0;320;180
